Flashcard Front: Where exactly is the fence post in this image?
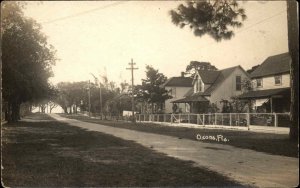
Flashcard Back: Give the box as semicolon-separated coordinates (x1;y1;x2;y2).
179;114;181;124
274;113;278;127
215;113;217;125
171;114;173;124
246;113;250;130
229;113;232;126
188;114;190;124
221;114;224;125
197;114;199;124
164;114;166;122
203;114;205;125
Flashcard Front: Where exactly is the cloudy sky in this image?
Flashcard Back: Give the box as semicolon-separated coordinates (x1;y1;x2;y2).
23;1;288;85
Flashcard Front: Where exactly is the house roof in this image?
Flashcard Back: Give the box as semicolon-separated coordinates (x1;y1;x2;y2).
170;65;248;103
171;93;209;103
183;88;194;97
198;70;219;84
250;52;291;78
238;88;290;99
202;66;243;95
160;77;193;87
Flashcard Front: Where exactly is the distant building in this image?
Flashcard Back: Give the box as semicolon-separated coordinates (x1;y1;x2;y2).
160;73;193;113
239;52;291;113
172;66;249;113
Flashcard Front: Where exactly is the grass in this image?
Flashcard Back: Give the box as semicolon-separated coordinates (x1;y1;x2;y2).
60;113;298;158
2;113;242;187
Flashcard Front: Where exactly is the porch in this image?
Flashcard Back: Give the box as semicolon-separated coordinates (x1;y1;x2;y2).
171;93;209;113
239;88;290;113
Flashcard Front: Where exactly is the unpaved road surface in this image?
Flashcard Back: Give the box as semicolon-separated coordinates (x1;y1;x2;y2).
50;114;299;188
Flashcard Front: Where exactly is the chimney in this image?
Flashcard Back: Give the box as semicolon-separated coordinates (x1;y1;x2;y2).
181;72;185;77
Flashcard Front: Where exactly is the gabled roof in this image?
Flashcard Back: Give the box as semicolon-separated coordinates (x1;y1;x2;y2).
250;52;291;78
238;88;290;99
202;66;243;95
173;66;248;103
184;88;194;97
160;77;193;87
197;70;219;84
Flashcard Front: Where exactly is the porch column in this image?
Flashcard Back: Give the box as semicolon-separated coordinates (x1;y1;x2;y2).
270;97;273;113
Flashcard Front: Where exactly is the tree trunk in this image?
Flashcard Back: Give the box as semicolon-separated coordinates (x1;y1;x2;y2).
11;101;20;122
287;0;299;141
63;107;67;114
6;101;12;122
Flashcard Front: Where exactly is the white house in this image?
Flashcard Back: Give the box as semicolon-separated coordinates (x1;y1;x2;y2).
160;74;193;113
172;66;250;113
239;52;291;113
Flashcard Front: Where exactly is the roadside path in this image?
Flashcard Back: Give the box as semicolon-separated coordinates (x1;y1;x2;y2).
50;114;299;187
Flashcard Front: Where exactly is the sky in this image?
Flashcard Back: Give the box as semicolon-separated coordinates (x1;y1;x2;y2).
22;0;288;86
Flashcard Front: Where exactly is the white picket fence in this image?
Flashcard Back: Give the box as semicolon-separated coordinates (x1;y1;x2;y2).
135;113;290;128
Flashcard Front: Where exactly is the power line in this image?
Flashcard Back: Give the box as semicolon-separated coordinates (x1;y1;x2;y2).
41;1;127;24
235;10;286;34
198;9;286;50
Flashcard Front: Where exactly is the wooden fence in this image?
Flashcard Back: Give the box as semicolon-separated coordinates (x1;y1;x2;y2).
135;113;290;128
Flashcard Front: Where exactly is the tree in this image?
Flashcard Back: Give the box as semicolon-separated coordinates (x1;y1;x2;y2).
56;81;89;114
48;101;58;113
135;65;171;113
246;65;260;74
2;2;57;122
286;0;298;141
170;0;246;41
186;61;218;77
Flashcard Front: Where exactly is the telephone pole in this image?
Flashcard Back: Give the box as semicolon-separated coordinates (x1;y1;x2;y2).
90;73;102;119
126;59;138;122
88;80;91;117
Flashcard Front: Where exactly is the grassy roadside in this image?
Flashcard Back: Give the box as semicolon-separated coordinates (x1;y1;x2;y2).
60;114;298;158
2;113;241;187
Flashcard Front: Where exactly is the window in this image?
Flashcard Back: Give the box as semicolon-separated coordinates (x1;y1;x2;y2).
256;78;263;88
198;79;203;92
236;76;241;91
274;75;282;85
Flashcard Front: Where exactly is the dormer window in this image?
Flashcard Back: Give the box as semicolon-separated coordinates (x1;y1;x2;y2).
198;79;203;92
274;75;282;85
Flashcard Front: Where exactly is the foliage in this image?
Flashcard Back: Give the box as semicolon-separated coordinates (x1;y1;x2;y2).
135;65;171;113
55;80;131;116
56;81;90;114
186;61;218;77
170;0;246;41
241;78;252;93
207;103;219;113
246;65;260;74
2;2;57;122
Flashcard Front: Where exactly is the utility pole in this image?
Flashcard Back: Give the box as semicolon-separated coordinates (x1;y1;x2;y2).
126;59;138;122
99;80;102;119
90;73;102;120
88;80;91;117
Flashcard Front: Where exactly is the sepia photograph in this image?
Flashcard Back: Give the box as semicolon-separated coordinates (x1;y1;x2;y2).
1;0;299;187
